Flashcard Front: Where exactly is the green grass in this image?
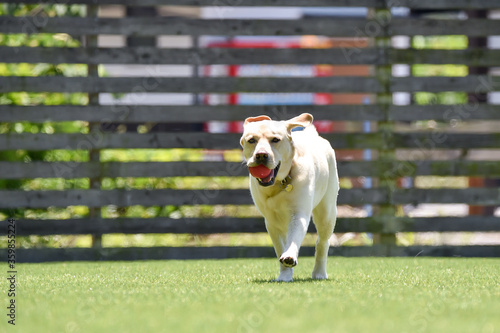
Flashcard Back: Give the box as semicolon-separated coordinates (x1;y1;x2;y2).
2;258;499;333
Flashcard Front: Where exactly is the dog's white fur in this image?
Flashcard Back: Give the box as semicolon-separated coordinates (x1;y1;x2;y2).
240;113;339;282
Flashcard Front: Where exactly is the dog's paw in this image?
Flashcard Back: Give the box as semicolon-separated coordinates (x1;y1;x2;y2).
274;276;293;283
311;272;328;280
279;255;297;267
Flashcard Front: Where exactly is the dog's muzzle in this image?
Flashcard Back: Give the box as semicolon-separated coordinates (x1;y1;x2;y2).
256;162;281;187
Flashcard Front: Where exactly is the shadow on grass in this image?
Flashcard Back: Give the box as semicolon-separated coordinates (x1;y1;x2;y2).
253;277;335;284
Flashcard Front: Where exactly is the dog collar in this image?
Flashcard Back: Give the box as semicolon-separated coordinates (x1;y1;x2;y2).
280;174;293;192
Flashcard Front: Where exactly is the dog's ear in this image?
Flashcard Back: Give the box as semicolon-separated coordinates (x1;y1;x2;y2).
286;113;313;132
244;115;271;126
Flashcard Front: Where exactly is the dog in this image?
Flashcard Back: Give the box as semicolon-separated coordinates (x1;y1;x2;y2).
240;113;339;282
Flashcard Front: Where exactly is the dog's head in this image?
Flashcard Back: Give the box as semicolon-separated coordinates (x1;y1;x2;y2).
240;113;313;187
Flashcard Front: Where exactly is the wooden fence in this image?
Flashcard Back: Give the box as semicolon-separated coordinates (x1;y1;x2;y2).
1;0;500;262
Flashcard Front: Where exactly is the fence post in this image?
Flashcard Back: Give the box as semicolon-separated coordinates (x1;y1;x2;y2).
372;6;397;252
86;4;102;248
467;9;492;216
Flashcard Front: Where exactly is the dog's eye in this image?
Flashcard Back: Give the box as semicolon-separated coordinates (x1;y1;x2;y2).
271;138;281;143
248;138;256;144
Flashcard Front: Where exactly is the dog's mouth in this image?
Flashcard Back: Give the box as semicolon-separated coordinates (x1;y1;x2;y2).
256;162;280;187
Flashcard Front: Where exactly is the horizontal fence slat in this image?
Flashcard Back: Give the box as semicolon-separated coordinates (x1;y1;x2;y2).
393;188;500;206
389;49;500;67
391;19;500;37
405;217;500;233
0;189;254;208
3;47;500;66
1;216;499;236
392;76;500;93
1;188;500;208
0;133;385;150
0;47;380;65
0;77;384;93
0;161;248;179
2;104;500;123
2;160;500;179
2;0;499;9
1;217;268;235
0;17;380;36
0;188;387;208
1;132;500;151
2;17;499;37
413;160;500;177
394;246;500;258
1;245;498;263
388;104;500;122
347;216;500;233
392;133;500;150
0;133;245;150
340;160;500;178
0;105;387;122
1;76;498;93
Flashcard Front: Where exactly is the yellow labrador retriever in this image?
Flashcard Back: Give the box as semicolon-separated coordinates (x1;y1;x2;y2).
240;113;339;282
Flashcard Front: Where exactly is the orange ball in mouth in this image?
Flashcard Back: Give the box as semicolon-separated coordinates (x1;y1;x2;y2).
248;165;273;179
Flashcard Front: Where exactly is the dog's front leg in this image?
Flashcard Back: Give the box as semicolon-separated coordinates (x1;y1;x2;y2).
279;213;311;269
266;225;292;282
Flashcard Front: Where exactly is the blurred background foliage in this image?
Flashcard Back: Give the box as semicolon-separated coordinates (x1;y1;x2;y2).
0;3;255;248
0;4;470;248
412;35;468;105
0;4;90;247
0;4;88;203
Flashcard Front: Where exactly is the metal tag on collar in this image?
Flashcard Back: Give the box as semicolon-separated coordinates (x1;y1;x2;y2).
281;175;293;192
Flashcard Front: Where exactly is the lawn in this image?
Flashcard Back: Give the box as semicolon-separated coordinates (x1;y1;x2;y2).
2;257;499;333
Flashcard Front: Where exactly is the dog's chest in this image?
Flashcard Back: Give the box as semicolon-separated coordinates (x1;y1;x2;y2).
252;190;294;225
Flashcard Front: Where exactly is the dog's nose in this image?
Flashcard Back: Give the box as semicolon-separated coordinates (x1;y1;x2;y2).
255;151;269;163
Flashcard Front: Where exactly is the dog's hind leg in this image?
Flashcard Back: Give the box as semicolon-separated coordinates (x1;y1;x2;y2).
311;200;337;280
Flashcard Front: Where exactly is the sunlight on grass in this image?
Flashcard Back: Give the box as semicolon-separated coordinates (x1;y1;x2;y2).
9;258;500;333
